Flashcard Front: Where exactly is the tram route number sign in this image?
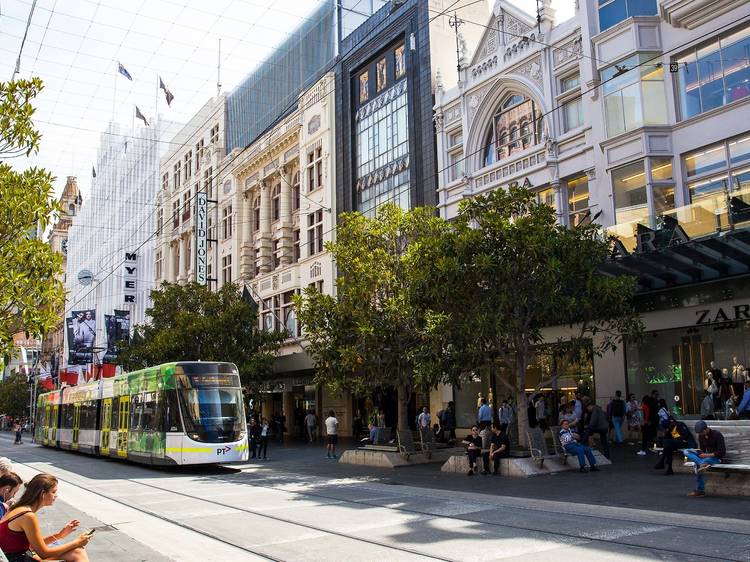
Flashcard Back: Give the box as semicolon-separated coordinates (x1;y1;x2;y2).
195;191;208;285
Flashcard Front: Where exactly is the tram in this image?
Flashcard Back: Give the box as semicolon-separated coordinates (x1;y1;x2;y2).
34;362;248;465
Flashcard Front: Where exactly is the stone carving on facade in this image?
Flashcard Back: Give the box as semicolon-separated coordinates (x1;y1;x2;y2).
543;134;558;160
552;36;583;68
355;155;410;192
433;112;445;133
503;32;541;64
467;83;493;118
504;14;532;37
510;55;544;89
445;104;461;123
478;30;498;60
471;55;499;79
307;114;321;135
356;79;407;122
272;274;279;291
310;261;322;279
586;167;596;181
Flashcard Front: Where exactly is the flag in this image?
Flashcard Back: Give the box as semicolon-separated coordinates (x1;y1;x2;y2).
242;286;259;314
159;76;174;106
101;363;116;378
92;165;96;178
117;61;132;81
135;106;149;127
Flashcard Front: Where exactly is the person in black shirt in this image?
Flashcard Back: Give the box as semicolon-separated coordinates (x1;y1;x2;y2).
489;424;510;475
462;427;482;476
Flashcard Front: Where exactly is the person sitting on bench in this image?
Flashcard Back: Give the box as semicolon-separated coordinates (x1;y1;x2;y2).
685;420;725;498
559;419;600;473
488;424;510;475
462;427;482;476
654;418;695;475
361;423;378;444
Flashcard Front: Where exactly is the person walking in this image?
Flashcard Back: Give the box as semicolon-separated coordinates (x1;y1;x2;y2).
417;407;431;433
477;398;493;429
325;410;339;459
685;420;725;497
304;410;317;443
13;423;22;446
535;394;548;431
258;418;270;460
248;418;261;459
498;399;514;430
437;402;457;442
585;402;610;459
559;419;600;473
626;394;642;444
609;390;626;445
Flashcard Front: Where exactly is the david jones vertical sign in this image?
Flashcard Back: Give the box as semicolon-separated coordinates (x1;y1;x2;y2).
195;191;208;285
123;252;137;303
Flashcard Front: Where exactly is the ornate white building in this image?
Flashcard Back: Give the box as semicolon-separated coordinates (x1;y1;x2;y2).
434;0;750;424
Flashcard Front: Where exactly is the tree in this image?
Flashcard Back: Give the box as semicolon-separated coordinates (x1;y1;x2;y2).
295;204;457;430
0;78;65;357
415;187;642;445
0;372;31;418
118;282;284;388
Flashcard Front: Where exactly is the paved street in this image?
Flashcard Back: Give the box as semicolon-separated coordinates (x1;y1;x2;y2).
1;432;749;561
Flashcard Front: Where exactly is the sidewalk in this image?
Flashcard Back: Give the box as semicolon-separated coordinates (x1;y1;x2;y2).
244;435;750;519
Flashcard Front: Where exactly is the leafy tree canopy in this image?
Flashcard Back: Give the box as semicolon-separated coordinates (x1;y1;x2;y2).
295;205;457;429
119;282;284;388
0;372;30;419
413;187;643;442
0;78;65;358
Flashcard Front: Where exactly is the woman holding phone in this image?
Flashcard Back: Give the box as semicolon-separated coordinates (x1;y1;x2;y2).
0;473;91;561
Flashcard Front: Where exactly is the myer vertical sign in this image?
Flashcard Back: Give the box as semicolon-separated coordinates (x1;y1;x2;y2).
195;191;208;285
123;252;137;303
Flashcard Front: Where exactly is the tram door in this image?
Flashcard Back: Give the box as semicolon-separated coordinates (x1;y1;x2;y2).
101;398;112;455
72;404;81;449
116;396;130;458
43;405;50;446
51;404;58;444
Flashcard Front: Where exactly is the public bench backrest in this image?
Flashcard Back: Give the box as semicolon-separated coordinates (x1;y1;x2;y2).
549;425;567;457
526;427;549;457
706;421;750;465
419;427;434;451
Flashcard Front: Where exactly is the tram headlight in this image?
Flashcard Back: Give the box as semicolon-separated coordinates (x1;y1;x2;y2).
187;432;201;441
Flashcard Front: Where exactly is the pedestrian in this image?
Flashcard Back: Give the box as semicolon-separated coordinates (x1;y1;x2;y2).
417;406;431;433
653;418;695;475
685;420;725;497
657;399;670;429
498;399;514;431
325;410;339;459
376;409;386;428
13;423;22;446
248;418;260;459
304;410;317;443
0;472;22;518
462;426;482;476
534;394;548;431
479;424;492;475
488;424;510;475
609;390;626;445
625;394;642;443
438;401;456;441
559;419;600;473
526;394;538;429
585;401;610;459
258;418;270;460
638;394;656;455
0;473;91;561
737;381;750;418
477;398;492;429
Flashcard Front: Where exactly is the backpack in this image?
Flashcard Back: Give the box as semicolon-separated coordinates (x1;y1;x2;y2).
611;398;625;418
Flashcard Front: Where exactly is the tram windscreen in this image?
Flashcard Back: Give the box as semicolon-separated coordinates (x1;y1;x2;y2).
179;388;244;443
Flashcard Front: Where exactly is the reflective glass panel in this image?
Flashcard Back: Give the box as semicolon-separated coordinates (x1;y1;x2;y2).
729;135;750;167
613;160;647;224
720;27;750;104
684;143;726;177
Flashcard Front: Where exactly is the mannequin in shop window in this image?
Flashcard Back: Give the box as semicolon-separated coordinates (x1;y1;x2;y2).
731;357;746;397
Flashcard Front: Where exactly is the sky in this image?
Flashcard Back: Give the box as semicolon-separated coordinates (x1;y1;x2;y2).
0;0;575;202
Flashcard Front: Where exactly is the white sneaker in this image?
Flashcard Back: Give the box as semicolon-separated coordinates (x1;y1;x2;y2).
684;461;695;467
636;451;647;456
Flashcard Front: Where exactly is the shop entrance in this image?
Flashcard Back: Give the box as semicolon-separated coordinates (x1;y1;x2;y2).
673;336;714;415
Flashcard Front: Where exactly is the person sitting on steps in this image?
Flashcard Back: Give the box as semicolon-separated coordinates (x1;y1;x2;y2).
462;426;482;476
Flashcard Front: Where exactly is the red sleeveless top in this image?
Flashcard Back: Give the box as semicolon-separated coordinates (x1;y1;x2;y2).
0;509;32;554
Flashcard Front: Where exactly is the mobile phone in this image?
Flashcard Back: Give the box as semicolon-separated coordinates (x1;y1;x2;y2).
84;529;96;537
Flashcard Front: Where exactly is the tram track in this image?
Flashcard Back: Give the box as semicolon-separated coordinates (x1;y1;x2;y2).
8;441;750;561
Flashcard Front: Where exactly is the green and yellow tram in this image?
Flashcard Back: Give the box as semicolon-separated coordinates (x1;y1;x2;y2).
34;362;248;465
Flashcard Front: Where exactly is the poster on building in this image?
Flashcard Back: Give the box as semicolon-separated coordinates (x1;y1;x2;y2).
103;309;131;363
67;309;96;365
195;191;208;285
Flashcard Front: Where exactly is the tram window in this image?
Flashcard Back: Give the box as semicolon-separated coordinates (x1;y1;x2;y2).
142;392;159;431
111;397;119;428
130;394;143;430
81;401;97;429
164;390;180;432
62;404;74;429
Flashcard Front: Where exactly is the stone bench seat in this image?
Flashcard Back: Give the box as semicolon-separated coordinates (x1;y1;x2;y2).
701;421;750;496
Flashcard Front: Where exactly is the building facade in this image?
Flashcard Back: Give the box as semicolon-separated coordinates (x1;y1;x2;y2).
433;0;750;424
64;120;178;373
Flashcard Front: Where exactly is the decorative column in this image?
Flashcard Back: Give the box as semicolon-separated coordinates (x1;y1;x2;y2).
176;236;185;283
279;165;293;265
167;240;177;282
240;181;254;279
258;180;272;273
232;179;244;281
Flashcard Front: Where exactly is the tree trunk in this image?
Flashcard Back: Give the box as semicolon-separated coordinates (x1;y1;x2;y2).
397;383;409;431
514;351;530;449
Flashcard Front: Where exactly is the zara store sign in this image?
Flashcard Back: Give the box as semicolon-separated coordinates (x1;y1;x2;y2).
695;303;750;325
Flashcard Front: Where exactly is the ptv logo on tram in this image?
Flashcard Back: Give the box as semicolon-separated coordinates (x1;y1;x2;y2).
217;446;232;455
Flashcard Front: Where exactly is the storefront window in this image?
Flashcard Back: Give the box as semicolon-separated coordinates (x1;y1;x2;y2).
683;135;750;205
613;161;648;224
567;175;590;226
602;54;667;137
675;24;750;120
626;321;750;416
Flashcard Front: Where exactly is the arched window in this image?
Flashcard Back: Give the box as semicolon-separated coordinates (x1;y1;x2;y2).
272;183;281;222
482;93;542;167
253;197;261;232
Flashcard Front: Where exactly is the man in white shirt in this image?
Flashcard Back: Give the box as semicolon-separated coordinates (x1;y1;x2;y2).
325;410;339;459
417;407;431;432
304;410;317;443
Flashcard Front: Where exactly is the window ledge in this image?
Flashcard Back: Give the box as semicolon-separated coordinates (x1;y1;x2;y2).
592;15;660;44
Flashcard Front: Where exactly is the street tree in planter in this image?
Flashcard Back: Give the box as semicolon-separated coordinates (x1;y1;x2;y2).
0;78;65;357
414;187;642;445
295;205;458;431
119;282;284;389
